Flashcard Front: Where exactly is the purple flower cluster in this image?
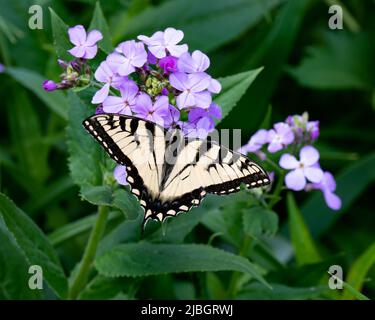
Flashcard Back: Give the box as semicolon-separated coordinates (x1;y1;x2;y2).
43;25;223;186
240;112;341;210
91;27;222;137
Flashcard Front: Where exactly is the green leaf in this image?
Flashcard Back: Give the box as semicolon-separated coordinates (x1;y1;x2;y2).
342;243;375;300
0;221;42;299
237;283;328;300
288;32;375;91
295;153;375;238
242;206;278;239
206;272;227;299
78;275;132;300
6;67;68;119
7;88;49;185
95;243;270;288
215;68;263;123
114;0;282;52
286;192;321;266
49;8;71;60
89;2;113;53
146;208;203;243
48;211;121;246
0;193;68;298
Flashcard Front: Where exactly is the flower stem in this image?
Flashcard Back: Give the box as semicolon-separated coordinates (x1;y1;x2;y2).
68;205;109;299
268;172;285;209
226;235;253;298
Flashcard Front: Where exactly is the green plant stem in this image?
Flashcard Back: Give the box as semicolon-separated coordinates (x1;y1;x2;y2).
227;235;253;298
68;205;109;299
268;172;285;209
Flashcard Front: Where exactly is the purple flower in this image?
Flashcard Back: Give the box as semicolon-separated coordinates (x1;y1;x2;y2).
92;60;127;104
308;171;341;210
279;146;323;191
102;79;138;115
68;25;102;59
107;40;147;76
138;27;188;59
241;129;268;153
188;103;222;132
169;72;211;109
147;52;158;65
163;105;180;128
133;94;169;126
267;122;294;153
95;105;104;114
42;80;58;92
307;120;320;141
159;56;178;74
178;50;221;93
114;165;128;185
0;63;5;73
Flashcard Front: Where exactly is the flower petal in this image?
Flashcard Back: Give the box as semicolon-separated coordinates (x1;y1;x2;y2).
83;45;98;59
114;165;128;185
285;169;306;191
164;28;184;45
208;78;221;93
68;25;86;46
323;190;342;210
86;30;103;46
92;83;110;104
167;44;188;57
149;45;166;59
177;52;196;73
267;141;283;153
102;96;126;113
279;153;299;169
304;167;323;183
323;171;336;192
169;72;188;91
176;91;195;109
300;145;320;166
192;50;210;72
189;72;210;92
120;79;139;101
68;46;85;58
193;91;212;108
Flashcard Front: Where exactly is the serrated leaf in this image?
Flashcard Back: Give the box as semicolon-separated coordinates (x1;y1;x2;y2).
49;8;71;61
95;243;270;288
0;193;68;298
242;206;278;239
89;2;113;53
286;192;321;266
342;243;375;300
6;67;68;119
215;68;263;123
113;0;282;52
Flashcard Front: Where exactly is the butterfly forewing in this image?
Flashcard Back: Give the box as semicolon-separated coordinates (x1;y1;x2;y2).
83;114;270;225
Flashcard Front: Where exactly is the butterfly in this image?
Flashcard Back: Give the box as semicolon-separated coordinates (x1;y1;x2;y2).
83;114;270;227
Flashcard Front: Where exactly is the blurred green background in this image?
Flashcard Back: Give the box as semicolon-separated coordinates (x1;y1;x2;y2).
0;0;374;300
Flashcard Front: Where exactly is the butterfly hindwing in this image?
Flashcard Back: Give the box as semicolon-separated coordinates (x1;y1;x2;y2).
83;114;270;225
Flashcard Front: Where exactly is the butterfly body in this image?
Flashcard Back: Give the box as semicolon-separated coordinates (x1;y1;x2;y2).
83;114;270;225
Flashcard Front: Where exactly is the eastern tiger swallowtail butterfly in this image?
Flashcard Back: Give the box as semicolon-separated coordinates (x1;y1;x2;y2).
83;114;270;227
